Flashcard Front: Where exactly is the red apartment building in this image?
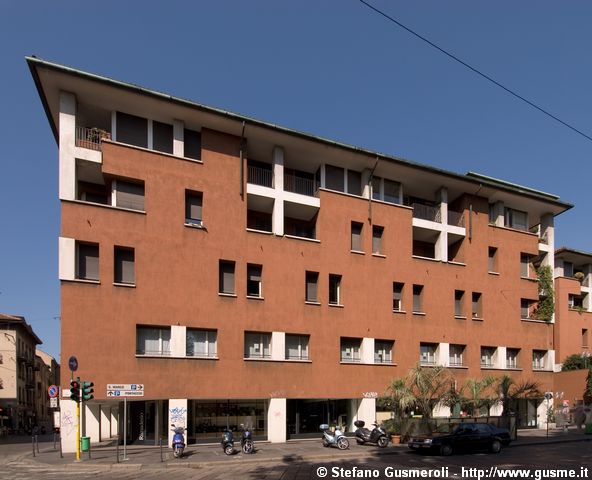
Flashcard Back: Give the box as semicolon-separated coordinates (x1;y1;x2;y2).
28;57;576;451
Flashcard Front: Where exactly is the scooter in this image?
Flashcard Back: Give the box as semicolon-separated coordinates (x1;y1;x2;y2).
320;424;349;450
240;424;254;454
221;428;235;455
354;420;389;448
171;424;186;458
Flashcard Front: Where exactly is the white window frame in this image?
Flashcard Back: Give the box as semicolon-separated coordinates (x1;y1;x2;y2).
420;343;437;365
340;338;361;363
186;329;217;358
480;347;495;368
449;344;465;367
374;340;393;364
285;334;310;360
136;327;171;356
244;332;271;359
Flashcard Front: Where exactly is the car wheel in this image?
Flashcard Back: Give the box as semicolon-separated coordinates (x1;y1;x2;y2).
490;440;502;454
440;444;453;456
377;436;389;448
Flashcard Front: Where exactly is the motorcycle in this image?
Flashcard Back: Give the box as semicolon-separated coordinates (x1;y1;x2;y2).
171;424;186;458
320;424;349;450
354;420;389;448
221;428;235;455
241;424;254;454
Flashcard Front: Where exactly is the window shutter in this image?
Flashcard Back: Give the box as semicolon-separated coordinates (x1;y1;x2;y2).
115;248;135;284
116;181;145;211
78;244;99;280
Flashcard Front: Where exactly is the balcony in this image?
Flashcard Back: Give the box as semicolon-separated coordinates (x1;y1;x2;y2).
447;210;465;227
412;203;441;223
76;126;111;151
247;164;273;188
284;170;316;197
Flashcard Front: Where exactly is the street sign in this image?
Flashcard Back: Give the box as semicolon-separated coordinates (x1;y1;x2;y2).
48;385;59;398
68;356;78;372
50;397;58;408
107;384;144;397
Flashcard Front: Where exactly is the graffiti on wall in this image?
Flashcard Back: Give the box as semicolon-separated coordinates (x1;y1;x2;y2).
169;406;187;427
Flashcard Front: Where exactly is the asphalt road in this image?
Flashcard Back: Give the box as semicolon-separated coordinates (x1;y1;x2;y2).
1;440;590;480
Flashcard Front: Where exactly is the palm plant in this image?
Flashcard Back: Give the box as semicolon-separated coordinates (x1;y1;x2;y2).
497;375;541;416
405;364;454;419
461;377;497;416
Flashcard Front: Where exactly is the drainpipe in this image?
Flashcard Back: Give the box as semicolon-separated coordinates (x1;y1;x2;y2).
239;121;246;199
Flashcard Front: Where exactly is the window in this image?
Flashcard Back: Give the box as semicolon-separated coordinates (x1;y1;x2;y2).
76;242;99;281
393;283;404;312
244;332;271;359
351;222;363;251
114;247;135;284
472;292;482;319
481;346;496;368
136;327;171;356
347;170;362;196
383;179;401;204
329;274;342;305
371;176;381;200
454;290;465;317
325;164;345;192
186;329;217;358
219;261;236;295
305;271;319;303
488;247;498;272
583;329;589;348
505;207;528;231
506;348;520;369
340;338;361;362
184;128;202;160
449;344;465;367
420;343;437;365
285;334;309;360
532;350;546;370
563;261;574;278
520;254;532;278
374;340;393;364
413;285;424;313
247;264;262;298
115;180;145;211
372;226;384;254
116;111;147;148
153;121;173;154
521;299;534;319
185;191;203;225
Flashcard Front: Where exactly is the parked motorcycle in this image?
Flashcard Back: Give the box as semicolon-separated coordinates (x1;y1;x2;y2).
241;424;254;454
221;428;235;455
171;424;186;458
354;420;388;448
320;424;349;450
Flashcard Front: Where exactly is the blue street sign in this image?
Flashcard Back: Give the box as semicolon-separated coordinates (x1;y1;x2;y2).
48;385;58;398
68;356;78;372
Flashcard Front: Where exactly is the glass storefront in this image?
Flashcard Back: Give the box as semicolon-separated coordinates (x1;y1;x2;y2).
287;399;352;439
187;399;267;443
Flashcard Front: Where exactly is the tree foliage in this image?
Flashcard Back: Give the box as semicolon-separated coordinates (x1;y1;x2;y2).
532;265;554;322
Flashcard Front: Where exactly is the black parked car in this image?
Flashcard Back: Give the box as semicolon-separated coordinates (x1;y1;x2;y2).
408;423;512;456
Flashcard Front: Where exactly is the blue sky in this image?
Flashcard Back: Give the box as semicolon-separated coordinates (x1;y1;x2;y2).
1;1;591;361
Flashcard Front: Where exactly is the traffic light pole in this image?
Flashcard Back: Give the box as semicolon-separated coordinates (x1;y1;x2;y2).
75;396;81;461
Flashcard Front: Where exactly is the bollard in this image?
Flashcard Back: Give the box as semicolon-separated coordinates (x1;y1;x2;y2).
32;436;36;457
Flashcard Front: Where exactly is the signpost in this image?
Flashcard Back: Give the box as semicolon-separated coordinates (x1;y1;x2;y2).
48;385;59;398
106;384;144;461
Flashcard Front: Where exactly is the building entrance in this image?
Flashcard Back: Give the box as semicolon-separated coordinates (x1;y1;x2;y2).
287;399;351;439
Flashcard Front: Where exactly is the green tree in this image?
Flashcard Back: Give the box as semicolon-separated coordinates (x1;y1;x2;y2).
561;353;591;371
460;377;497;416
406;364;454;419
497;375;541;417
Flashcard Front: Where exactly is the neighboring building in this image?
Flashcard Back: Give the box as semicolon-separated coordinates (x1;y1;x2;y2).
35;349;60;431
0;313;43;432
554;248;592;365
28;56;575;452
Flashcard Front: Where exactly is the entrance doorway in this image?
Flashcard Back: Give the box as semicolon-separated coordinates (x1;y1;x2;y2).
287;399;351;439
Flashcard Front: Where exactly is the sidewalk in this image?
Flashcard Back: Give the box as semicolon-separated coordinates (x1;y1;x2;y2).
9;427;592;471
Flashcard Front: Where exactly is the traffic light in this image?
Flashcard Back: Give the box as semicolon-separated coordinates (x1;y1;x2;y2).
82;380;94;402
70;378;80;403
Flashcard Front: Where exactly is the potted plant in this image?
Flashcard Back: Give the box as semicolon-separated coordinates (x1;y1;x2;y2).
382;418;402;444
574;272;585;283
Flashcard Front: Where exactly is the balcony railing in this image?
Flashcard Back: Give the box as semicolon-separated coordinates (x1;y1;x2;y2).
284;172;316;197
448;210;465;227
412;203;441;223
341;352;361;363
76;126;111;151
247;165;273;188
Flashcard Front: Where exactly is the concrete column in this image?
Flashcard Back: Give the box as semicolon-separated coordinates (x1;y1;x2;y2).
110;407;119;437
271;332;285;361
171;325;186;357
59;91;76;201
496;347;507;369
361;169;372;199
540;213;555;272
84;404;101;443
59;237;75;281
100;405;111;440
267;398;287;443
272;147;285;236
546;350;556;371
173;120;184;157
356;397;376;427
111;111;117;142
168;399;188;447
361;338;374;364
437;343;449;367
493;201;505;227
435;187;448;261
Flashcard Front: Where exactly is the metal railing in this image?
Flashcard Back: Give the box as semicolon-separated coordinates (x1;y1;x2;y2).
247;165;273;188
75;126;111;151
412;203;441;223
447;210;465;227
341;353;361;363
284;173;316;197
